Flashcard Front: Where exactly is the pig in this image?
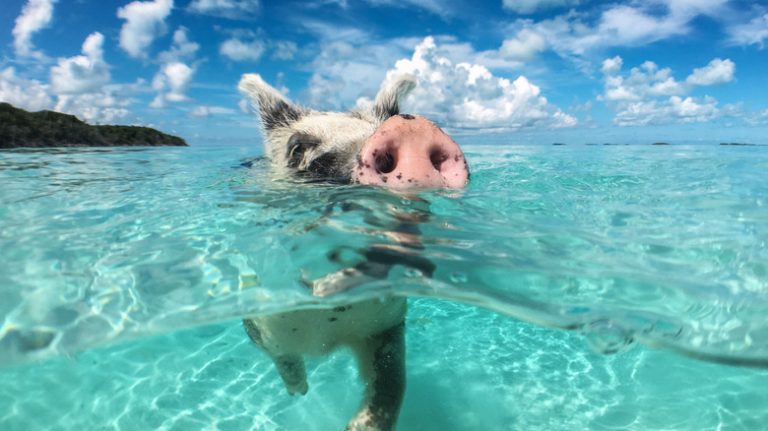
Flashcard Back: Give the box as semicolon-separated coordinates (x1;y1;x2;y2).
238;73;469;431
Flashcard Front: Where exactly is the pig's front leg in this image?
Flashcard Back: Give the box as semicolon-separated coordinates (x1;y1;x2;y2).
346;322;406;431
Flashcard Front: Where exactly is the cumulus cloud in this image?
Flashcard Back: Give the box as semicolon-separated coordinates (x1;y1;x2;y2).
0;70;130;125
220;38;265;61
499;28;547;61
187;0;259;19
600;56;735;126
117;0;173;59
305;36;419;111
54;90;131;124
50;32;110;95
49;33;132;123
150;28;199;108
158;27;199;63
613;96;719;126
601;55;622;75
2;30;134;124
12;0;57;58
359;37;576;130
502;0;580;14
151;62;194;108
0;67;54;111
727;12;768;48
686;58;735;86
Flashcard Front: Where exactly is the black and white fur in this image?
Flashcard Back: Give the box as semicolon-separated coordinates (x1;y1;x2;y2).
238;73;418;431
238;73;415;181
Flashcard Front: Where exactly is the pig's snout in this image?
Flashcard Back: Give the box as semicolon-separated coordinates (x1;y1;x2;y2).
353;115;468;189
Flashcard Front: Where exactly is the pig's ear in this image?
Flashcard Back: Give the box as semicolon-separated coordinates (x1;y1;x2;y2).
371;74;416;121
239;73;304;129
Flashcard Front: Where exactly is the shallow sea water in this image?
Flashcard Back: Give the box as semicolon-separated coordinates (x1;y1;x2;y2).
1;143;767;430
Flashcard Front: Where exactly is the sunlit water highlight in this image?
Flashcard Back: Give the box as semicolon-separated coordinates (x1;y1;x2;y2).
1;144;767;430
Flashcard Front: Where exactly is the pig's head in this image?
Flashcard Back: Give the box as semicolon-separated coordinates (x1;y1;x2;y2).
238;74;469;189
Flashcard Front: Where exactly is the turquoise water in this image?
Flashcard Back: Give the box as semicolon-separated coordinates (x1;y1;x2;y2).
1;144;767;430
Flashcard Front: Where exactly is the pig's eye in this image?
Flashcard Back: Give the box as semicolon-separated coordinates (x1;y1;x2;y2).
286;133;320;168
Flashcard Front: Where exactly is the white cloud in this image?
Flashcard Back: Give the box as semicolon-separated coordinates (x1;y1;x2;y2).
306;37;418;111
613;96;719;126
219;38;265;62
499;28;547;61
151;62;194;108
513;0;728;58
0;67;54;111
189;105;236;117
150;28;199;108
502;0;579;14
54;91;131;124
50;32;110;95
272;40;298;60
601;56;622;75
363;0;455;19
2;30;135;125
187;0;259;19
686;58;735;86
600;56;735;126
117;0;173;59
12;0;57;58
0;67;131;124
302;30;573;129
49;33;132;123
727;12;768;48
158;27;199;63
746;109;768;126
360;37;576;130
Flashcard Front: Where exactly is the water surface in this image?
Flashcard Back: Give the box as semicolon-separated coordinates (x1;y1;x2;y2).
1;144;767;429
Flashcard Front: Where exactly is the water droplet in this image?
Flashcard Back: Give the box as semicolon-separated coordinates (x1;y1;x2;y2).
449;272;468;283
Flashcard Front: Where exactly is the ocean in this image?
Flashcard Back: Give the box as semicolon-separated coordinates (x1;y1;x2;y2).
1;143;767;430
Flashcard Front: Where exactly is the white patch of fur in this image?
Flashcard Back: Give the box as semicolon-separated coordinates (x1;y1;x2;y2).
249;297;406;357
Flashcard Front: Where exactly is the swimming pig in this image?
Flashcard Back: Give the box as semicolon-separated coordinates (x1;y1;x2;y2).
238;73;469;431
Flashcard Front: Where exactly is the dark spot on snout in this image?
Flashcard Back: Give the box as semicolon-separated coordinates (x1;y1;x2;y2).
399;114;415;120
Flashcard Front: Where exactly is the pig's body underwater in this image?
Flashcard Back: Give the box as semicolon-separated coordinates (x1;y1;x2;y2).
238;73;469;431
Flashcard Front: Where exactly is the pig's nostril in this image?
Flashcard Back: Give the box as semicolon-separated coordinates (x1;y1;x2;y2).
375;151;396;174
430;149;449;172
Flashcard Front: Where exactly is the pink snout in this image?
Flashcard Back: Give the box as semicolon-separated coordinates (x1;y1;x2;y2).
353;115;469;189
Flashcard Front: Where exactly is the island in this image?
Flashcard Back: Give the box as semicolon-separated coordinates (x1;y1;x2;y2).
0;102;187;148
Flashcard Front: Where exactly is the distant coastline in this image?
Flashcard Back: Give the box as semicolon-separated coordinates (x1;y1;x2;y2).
0;103;186;149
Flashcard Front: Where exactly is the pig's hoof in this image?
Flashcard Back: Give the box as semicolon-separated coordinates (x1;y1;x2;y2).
286;380;308;396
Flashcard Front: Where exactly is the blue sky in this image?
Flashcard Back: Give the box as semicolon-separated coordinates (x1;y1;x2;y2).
1;0;767;145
